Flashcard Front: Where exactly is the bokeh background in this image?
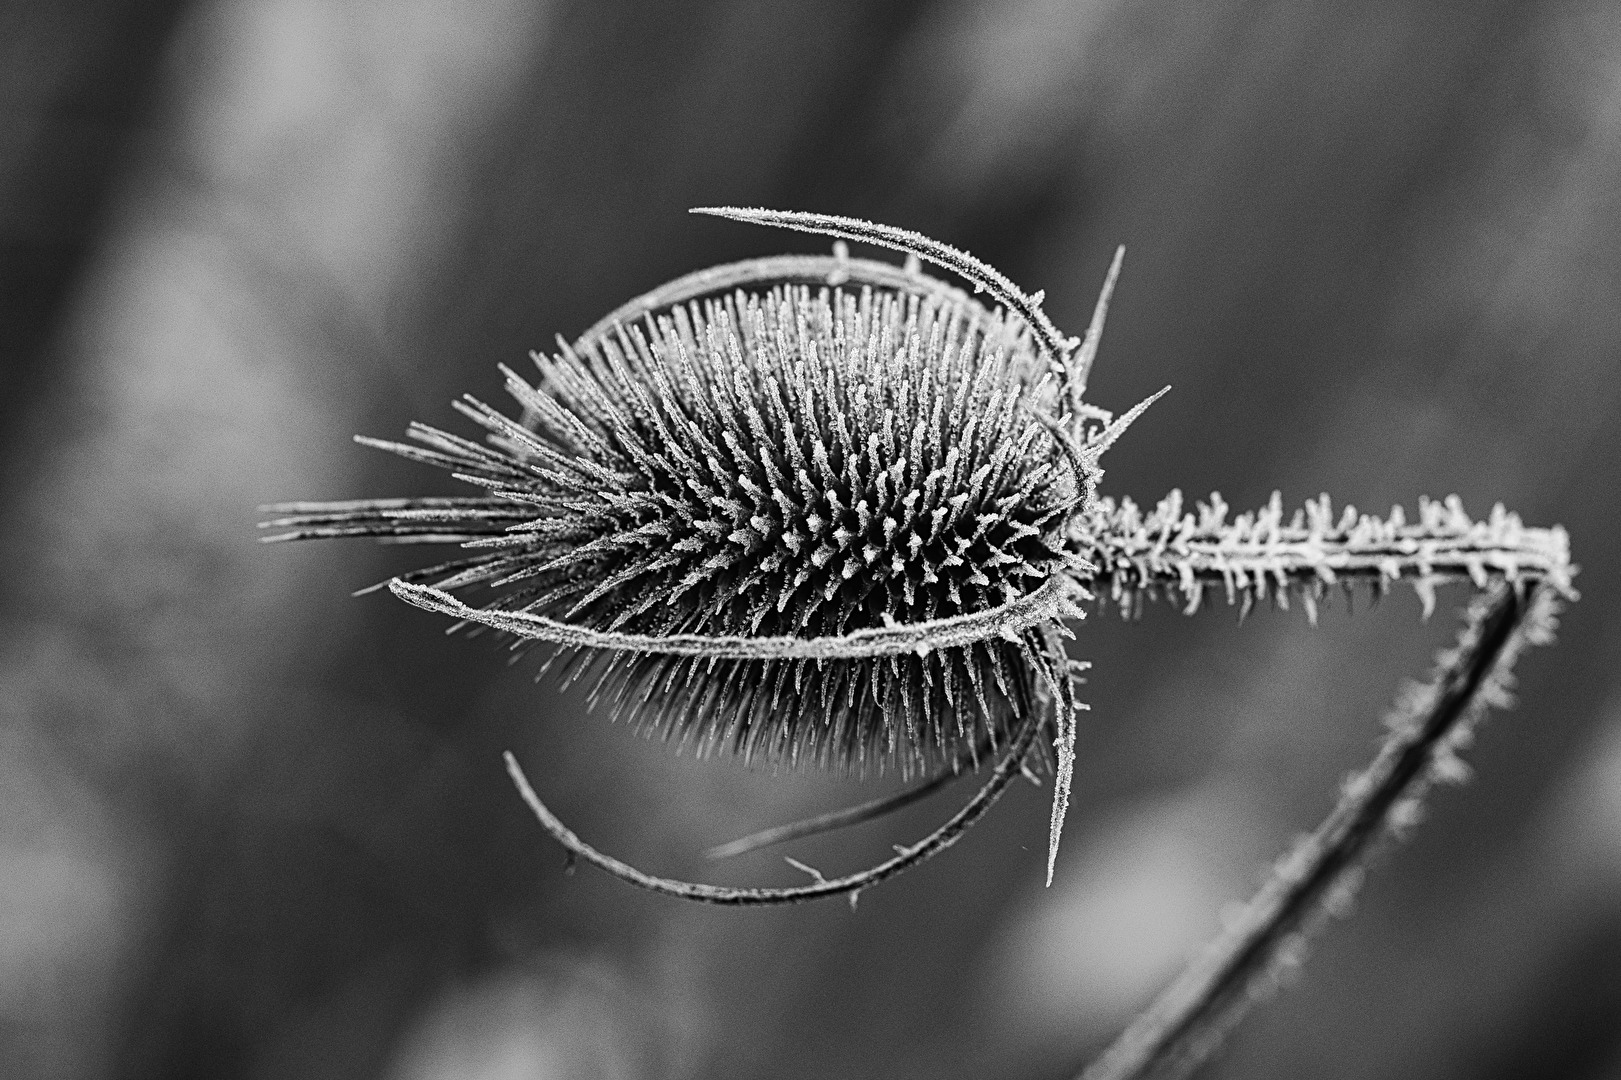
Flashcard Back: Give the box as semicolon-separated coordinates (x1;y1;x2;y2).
3;1;1620;1077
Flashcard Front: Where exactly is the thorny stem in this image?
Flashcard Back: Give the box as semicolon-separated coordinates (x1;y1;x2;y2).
503;697;1046;906
1079;579;1564;1080
1075;490;1571;621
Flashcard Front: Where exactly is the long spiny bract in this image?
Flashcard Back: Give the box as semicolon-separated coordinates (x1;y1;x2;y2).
266;281;1083;776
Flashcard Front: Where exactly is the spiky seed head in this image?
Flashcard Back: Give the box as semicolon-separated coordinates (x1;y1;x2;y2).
306;266;1087;775
259;209;1572;908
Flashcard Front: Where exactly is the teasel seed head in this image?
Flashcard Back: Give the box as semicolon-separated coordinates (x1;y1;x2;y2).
283;269;1089;773
264;208;1165;900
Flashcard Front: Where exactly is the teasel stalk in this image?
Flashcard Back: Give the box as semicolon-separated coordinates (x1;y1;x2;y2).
260;209;1571;928
1078;579;1570;1080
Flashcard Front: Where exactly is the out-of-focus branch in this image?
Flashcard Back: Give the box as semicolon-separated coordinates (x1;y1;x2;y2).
1079;578;1569;1080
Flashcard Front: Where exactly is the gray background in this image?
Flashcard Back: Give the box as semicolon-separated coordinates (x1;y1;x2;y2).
2;1;1618;1077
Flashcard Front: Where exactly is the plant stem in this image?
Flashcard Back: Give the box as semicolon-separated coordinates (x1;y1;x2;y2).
1079;579;1561;1080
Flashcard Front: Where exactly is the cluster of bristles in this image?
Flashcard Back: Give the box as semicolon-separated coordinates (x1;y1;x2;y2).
268;278;1084;775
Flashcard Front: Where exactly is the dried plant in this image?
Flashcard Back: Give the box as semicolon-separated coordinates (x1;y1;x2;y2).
261;208;1574;1078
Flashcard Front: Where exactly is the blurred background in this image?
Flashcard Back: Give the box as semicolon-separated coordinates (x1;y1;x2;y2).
2;1;1619;1077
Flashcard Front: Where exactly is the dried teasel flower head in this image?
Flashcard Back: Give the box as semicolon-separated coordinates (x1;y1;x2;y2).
265;206;1580;1074
264;208;1167;901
